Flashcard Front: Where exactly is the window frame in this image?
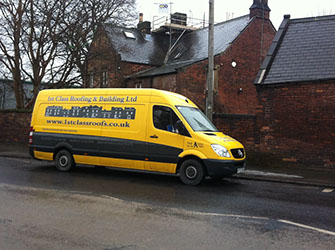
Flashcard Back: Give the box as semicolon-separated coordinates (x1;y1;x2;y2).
152;105;182;134
89;72;94;87
101;70;108;87
176;105;219;132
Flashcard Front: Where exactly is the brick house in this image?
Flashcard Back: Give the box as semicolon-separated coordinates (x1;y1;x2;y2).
254;15;335;167
87;0;276;115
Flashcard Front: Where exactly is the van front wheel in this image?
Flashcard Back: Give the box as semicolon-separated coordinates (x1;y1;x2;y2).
55;150;75;172
179;159;205;185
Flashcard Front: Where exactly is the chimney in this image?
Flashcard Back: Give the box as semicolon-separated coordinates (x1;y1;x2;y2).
137;13;151;35
171;12;187;26
249;0;271;20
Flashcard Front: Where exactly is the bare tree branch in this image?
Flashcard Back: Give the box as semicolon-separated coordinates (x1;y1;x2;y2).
0;0;136;109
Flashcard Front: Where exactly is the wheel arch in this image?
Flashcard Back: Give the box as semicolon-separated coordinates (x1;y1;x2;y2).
53;142;73;160
176;154;208;175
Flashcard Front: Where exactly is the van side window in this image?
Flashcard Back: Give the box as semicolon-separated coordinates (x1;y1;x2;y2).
153;105;180;133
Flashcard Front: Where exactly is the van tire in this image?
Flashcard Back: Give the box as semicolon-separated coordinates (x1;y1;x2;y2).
179;159;205;185
55;150;75;172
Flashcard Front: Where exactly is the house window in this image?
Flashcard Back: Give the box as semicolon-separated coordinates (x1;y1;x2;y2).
102;71;108;87
89;73;94;87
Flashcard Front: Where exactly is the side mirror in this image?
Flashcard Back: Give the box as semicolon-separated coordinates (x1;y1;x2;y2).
175;120;190;136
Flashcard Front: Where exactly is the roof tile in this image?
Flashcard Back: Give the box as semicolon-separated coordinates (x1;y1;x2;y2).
103;15;252;77
260;15;335;85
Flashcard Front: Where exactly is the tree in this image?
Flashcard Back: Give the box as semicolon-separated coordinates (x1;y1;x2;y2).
22;0;78;108
0;0;29;109
59;0;136;87
0;0;136;109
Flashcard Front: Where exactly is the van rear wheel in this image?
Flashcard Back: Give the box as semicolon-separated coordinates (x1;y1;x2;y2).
179;159;205;186
55;150;75;172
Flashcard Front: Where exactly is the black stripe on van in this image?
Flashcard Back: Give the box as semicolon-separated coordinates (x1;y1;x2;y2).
32;132;183;164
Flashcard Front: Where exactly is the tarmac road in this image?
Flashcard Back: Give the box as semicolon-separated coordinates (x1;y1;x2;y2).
0;157;334;249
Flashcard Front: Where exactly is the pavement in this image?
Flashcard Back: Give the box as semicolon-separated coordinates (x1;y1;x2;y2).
0;142;334;188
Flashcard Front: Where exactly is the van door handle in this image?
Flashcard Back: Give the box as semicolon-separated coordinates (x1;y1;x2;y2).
150;134;159;139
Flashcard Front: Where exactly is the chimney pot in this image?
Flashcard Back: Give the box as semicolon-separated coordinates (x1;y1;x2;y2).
139;13;143;23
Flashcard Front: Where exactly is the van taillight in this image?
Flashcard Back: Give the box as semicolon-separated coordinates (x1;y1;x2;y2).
29;126;33;144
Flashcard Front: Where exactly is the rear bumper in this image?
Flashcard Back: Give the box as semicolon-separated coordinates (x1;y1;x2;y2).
28;145;36;159
203;159;246;177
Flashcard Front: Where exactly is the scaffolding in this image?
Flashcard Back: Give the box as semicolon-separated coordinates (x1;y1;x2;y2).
152;13;209;33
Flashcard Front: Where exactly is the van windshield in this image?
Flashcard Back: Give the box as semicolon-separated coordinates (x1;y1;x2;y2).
176;106;218;132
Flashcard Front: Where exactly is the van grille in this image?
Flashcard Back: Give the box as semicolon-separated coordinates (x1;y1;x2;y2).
231;148;245;159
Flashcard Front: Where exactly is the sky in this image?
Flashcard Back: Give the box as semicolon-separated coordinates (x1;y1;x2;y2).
135;0;335;29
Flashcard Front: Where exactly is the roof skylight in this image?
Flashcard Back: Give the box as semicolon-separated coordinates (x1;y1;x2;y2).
174;53;182;59
124;31;136;39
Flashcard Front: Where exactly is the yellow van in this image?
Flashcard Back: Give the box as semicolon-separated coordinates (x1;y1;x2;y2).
29;88;246;185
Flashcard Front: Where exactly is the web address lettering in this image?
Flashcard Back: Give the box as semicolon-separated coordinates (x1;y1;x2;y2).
46;119;130;128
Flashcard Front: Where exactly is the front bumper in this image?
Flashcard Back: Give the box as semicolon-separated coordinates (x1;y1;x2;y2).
203;159;246;177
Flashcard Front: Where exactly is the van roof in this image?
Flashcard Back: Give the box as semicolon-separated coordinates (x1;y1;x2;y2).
38;88;197;107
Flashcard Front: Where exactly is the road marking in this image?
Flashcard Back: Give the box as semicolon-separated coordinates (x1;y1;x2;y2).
182;210;269;220
278;219;335;236
2;183;335;237
178;210;335;236
280;185;319;190
242;170;303;179
322;188;334;193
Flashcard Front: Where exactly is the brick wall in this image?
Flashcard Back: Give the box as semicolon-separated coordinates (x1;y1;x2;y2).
176;17;276;114
87;27;124;88
121;62;152;77
256;81;335;167
123;63;154;88
212;81;335;168
126;77;151;88
0;111;31;143
213;114;256;150
87;27;153;88
152;74;177;92
126;74;177;90
176;62;207;109
214;18;275;114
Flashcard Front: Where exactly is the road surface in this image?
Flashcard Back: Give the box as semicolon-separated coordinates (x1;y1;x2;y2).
0;157;334;249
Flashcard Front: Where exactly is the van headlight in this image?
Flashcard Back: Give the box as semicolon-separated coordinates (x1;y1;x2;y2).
211;144;231;158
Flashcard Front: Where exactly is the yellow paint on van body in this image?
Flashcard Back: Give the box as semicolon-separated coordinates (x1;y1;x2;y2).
34;151;53;161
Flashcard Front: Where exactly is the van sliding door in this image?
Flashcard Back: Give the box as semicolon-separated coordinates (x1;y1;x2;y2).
99;91;149;170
